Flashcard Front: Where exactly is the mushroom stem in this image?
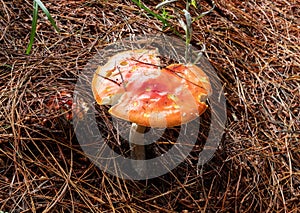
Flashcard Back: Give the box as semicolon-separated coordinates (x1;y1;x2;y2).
129;123;146;176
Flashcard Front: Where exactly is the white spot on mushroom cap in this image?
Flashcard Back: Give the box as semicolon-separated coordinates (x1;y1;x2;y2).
198;94;208;102
101;96;112;105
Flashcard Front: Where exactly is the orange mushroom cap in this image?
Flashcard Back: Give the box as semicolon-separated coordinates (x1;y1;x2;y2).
92;49;160;105
92;49;211;128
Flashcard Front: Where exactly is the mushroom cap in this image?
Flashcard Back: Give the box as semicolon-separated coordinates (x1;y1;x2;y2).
92;49;211;128
92;49;160;105
109;63;211;127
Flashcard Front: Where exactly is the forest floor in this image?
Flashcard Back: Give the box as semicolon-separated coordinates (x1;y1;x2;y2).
0;0;299;212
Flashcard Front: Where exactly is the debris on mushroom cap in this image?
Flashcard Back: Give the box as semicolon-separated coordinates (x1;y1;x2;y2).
109;63;211;128
92;49;160;105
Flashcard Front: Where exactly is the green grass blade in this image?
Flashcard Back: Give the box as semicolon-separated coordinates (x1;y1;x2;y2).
190;0;197;9
26;0;60;54
34;0;59;32
131;0;169;27
131;0;181;37
183;9;192;45
25;1;38;55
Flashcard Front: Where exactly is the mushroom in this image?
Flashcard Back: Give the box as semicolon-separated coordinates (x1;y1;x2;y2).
92;49;211;176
